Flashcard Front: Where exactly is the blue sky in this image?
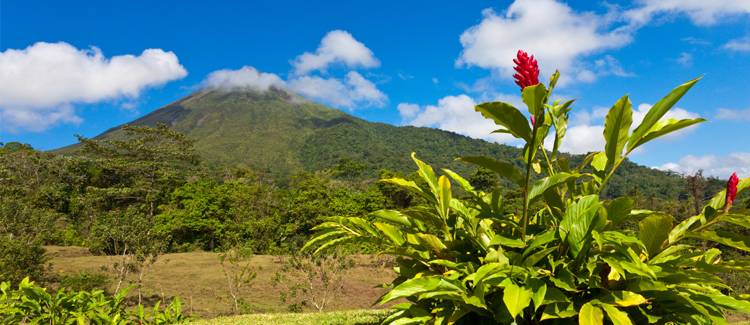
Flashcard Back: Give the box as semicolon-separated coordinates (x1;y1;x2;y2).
1;0;749;177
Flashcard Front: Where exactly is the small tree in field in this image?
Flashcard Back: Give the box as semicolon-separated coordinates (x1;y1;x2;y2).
272;251;354;312
304;50;750;324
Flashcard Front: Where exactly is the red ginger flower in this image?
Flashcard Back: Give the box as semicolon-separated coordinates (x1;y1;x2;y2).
513;50;540;90
726;172;740;210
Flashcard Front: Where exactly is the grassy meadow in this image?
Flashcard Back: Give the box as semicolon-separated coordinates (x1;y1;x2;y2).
46;246;394;319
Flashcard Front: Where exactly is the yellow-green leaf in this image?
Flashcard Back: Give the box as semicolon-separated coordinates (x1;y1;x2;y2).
579;302;604;325
601;304;633;325
603;95;633;170
503;282;532;319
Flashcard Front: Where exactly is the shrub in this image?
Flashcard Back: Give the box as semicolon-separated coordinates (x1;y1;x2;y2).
58;271;110;292
305;53;750;324
0;277;187;324
0;235;47;284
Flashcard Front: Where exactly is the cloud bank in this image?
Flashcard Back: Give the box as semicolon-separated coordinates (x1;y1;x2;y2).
0;42;186;132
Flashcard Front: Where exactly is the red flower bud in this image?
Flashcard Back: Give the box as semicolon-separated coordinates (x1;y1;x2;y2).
513;50;540;90
726;172;739;210
530;115;536;127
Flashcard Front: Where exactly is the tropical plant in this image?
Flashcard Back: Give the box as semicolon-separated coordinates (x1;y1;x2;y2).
0;277;187;324
304;50;750;324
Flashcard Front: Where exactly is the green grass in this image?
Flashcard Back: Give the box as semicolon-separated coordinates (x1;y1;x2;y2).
189;309;390;325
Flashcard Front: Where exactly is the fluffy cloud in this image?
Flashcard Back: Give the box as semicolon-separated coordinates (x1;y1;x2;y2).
0;42;186;131
292;30;379;75
288;71;386;109
716;108;750;121
659;152;750;178
556;103;700;154
626;0;750;26
724;38;750;52
399;94;519;145
203;66;285;91
457;0;631;83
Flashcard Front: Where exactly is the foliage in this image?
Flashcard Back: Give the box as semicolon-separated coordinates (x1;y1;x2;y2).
305;73;750;324
0;235;47;284
272;251;354;312
57;271;110;292
0;277;187;324
188;309;390;325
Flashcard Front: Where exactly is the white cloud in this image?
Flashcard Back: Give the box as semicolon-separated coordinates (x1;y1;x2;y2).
288;71;386;109
399;94;520;145
659;152;750;178
397;103;420;120
457;0;632;84
724;38;750;52
716;108;750;121
0;42;186;132
203;66;285;91
556;103;700;154
626;0;750;26
676;52;693;66
292;30;379;75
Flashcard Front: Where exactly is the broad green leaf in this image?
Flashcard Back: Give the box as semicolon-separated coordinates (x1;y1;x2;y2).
687;230;750;253
627;77;701;152
411;152;439;197
371;210;412;227
601;304;633;325
379;178;426;197
475;102;533;142
373;222;405;246
638;214;673;257
603;95;633;170
607;197;634;226
502;282;532;319
579;302;604;325
610;291;648;307
415;233;448;252
528;278;547;311
541;302;577;321
441;168;476;196
522;83;548;116
708;294;750;313
559;195;603;257
719;214;750;228
591;152;607;173
529;172;579;203
668;214;702;244
301;230;349;252
378;276;462;304
489;235;525;248
438;175;451;220
457;156;524;186
628;118;705;152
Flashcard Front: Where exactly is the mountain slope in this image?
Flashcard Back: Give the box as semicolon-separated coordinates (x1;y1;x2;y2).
57;87;705;199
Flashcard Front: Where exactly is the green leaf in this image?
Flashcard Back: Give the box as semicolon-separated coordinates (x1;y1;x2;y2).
628;118;705;152
522;83;548;117
378;276;462;304
601;304;633;325
415;233;448;252
708;294;750;313
502;282;532;319
627;77;701;152
541;302;577;321
528;172;578;203
610;291;648;307
475;102;533;142
638;214;673;257
441;168;476;196
371;210;412;227
603;95;633;170
458;156;524;186
607;197;634;226
411;152;439;197
559;195;603;257
438;175;451;220
579;302;604;325
687;230;750;253
373;222;405;246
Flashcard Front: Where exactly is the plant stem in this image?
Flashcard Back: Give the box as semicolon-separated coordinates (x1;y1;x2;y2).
521;126;539;241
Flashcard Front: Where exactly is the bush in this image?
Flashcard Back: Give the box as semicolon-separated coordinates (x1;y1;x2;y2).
0;277;187;324
58;271;110;292
305;62;750;324
0;235;47;284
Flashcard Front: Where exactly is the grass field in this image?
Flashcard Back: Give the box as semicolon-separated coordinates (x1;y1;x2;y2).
189;309;390;325
46;246;394;319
